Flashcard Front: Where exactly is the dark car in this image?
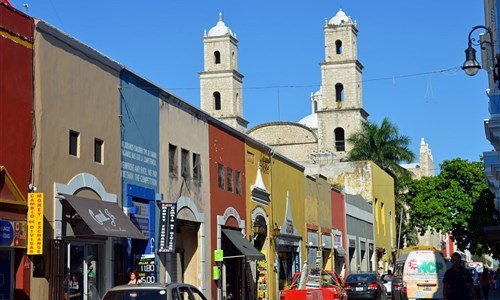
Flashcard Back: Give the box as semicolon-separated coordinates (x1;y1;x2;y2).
101;282;207;300
345;272;387;300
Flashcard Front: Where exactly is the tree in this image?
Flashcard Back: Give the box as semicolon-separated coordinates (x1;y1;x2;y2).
347;118;416;248
347;118;414;179
404;158;500;256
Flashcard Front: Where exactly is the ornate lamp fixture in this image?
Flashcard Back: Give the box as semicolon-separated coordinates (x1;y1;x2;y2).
462;25;500;87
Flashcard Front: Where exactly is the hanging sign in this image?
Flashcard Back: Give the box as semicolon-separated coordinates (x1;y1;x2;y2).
27;193;44;255
157;203;176;253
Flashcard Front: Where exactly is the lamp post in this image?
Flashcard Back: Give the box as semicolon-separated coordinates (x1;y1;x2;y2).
462;25;500;87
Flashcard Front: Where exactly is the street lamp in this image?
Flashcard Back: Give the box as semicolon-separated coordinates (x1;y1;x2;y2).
462;25;500;87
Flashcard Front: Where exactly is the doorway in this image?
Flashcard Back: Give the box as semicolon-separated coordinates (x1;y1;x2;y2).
0;249;13;299
64;242;103;300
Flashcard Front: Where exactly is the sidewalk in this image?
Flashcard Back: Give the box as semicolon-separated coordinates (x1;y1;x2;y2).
488;287;500;300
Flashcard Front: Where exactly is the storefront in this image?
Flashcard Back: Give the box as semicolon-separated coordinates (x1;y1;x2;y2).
53;193;147;299
0;167;28;299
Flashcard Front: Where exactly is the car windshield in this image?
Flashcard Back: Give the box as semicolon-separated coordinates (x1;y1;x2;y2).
346;274;377;283
289;271;338;288
103;288;167;300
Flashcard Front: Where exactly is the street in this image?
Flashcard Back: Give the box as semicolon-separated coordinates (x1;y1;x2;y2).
486;287;500;300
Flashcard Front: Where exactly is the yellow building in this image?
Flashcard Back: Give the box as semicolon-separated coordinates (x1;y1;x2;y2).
371;163;397;270
304;175;333;271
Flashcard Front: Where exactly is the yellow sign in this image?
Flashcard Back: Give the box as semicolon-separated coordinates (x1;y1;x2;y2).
27;193;44;255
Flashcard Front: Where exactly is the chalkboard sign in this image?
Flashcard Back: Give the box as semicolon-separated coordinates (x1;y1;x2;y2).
158;203;176;253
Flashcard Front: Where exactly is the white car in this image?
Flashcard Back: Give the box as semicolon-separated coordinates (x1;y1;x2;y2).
380;273;393;295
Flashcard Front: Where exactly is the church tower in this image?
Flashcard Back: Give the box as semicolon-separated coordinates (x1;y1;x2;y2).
315;9;368;160
200;13;248;132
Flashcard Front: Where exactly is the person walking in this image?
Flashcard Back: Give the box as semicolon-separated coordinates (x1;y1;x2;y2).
480;268;493;300
443;252;478;300
494;269;500;291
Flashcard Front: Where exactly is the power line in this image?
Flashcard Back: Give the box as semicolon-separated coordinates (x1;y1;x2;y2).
166;66;461;92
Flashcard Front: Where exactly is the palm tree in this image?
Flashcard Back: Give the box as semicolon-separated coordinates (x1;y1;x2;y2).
347;117;417;247
347;117;414;179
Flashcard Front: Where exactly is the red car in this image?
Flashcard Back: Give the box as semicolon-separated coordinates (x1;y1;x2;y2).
280;270;348;300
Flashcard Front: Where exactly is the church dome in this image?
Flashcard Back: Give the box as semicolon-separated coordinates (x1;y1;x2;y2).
328;9;350;25
207;12;234;37
298;113;318;129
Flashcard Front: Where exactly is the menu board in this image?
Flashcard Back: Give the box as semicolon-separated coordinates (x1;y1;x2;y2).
135;254;156;283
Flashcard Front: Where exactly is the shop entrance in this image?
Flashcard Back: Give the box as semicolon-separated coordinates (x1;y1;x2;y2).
64;242;103;300
0;249;12;299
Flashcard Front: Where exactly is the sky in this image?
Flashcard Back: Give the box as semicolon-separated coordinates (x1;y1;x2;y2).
12;0;494;172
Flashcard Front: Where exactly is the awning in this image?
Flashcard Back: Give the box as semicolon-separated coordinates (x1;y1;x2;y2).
60;193;147;240
334;247;347;257
222;228;265;261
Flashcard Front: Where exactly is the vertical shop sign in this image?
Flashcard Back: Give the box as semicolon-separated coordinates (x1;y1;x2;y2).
157;203;176;253
27;193;44;255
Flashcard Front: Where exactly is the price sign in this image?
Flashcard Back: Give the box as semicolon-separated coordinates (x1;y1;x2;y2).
135;254;156;283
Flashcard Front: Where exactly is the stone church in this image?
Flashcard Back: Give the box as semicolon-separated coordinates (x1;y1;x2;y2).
199;9;436;270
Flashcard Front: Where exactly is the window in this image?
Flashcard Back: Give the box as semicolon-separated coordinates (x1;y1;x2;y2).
169;144;178;175
181;148;190;179
335;40;343;54
214;51;221;64
69;130;79;157
218;164;225;189
335;83;344;102
214;92;221;110
235;171;241;195
227;168;233;192
193;153;201;181
94;138;103;163
334;128;345;151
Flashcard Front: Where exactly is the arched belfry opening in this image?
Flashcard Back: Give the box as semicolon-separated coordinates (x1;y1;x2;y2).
334;127;345;151
214;51;221;64
213;92;221;110
335;83;344;102
335;40;343;54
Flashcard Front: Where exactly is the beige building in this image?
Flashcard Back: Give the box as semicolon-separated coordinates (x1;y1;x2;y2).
32;20;125;299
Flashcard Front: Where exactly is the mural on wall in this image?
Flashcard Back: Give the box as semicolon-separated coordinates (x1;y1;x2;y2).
120;71;160;257
120;71;160;195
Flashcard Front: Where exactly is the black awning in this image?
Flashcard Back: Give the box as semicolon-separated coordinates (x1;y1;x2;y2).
222;228;265;261
60;193;147;240
334;247;347;257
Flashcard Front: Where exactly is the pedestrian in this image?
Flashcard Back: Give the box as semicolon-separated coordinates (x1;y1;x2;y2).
495;269;500;291
65;271;83;300
480;268;494;300
443;252;478;300
127;269;143;285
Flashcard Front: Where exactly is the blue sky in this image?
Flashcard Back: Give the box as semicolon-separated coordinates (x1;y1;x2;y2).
15;0;493;172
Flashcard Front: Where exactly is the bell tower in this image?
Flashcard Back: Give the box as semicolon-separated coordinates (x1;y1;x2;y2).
316;9;368;159
200;13;248;132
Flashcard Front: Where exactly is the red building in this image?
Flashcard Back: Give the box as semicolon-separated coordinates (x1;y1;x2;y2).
331;187;348;277
208;120;258;300
0;2;34;299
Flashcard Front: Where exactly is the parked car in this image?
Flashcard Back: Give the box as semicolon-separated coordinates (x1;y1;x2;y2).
344;272;387;300
101;282;207;300
380;273;393;295
280;270;348;300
